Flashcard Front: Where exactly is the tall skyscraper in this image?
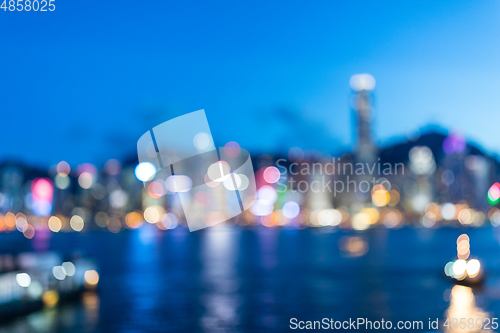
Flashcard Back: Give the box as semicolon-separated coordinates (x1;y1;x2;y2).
350;74;377;166
350;74;377;204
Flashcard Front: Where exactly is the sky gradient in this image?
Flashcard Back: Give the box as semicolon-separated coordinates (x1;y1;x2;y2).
2;0;500;167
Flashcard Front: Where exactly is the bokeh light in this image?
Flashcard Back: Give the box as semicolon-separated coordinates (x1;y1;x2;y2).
70;215;84;232
193;132;211;151
56;161;71;177
165;175;192;192
78;172;94;189
148;181;164;198
84;270;99;286
282;201;300;219
263;166;281;184
16;273;31;288
224;141;241;158
207;161;230;182
125;211;144;229
48;216;62;232
488;182;500;205
135;162;157;182
144;206;164;223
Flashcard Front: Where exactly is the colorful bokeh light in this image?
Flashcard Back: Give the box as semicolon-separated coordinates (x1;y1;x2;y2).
488;182;500;205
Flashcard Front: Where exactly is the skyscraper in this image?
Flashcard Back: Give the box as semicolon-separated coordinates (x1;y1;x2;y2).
350;74;377;204
350;74;377;166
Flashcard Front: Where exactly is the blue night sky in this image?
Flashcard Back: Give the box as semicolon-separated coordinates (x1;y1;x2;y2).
2;0;500;167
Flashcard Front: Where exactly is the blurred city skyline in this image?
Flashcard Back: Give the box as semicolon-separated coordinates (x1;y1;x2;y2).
2;1;500;167
4;2;500;332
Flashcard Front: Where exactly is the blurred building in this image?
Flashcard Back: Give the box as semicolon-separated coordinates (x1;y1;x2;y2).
1;75;500;232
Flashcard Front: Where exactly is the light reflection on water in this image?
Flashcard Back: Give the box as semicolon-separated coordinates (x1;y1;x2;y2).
0;226;499;332
1;291;100;333
200;226;241;332
444;285;489;333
